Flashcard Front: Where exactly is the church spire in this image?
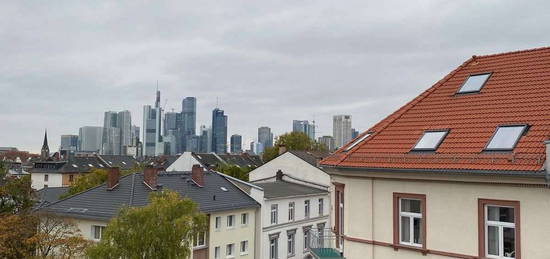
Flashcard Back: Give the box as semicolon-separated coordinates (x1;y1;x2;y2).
41;129;50;159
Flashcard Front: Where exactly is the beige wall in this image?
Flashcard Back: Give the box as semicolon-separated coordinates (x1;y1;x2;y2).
208;208;256;259
330;172;550;259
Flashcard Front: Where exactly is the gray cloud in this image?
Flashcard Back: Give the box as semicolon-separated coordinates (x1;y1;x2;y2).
1;0;550;152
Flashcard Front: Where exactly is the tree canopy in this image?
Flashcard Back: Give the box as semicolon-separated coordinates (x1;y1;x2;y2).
262;132;327;162
87;190;207;259
216;164;254;181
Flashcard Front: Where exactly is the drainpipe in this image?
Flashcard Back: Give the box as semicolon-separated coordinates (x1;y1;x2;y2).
545;140;550;186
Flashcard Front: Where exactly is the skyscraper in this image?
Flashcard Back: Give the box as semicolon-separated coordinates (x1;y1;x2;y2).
351;128;359;139
257;126;273;154
181;97;197;151
143;90;163;156
318;136;335;151
60;135;79;152
211;108;228;154
292;120;315;140
230;134;242;154
333;115;352;148
199;125;212;153
164;111;180;154
79;126;103;153
117;110;132;151
102;110;132;155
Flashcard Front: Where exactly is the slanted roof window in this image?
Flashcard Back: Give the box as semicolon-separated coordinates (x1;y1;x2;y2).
412;130;448;151
485;125;527;151
457;73;491;93
344;133;371;152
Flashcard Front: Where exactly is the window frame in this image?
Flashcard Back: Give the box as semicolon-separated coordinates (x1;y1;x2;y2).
240;240;248;255
334;182;345;249
227;215;235;228
226;243;235;257
288;202;295;221
241;213;248;226
269;234;279;259
456;72;492;94
271;204;278;225
92;225;106;241
287;231;296;256
214;246;220;259
318;198;324;216
304;200;310;218
392;193;426;250
44;174;49;181
411;130;449;152
478;199;521;259
484;124;528;152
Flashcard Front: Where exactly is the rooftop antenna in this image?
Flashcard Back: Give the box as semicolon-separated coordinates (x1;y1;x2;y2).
216;97;219;108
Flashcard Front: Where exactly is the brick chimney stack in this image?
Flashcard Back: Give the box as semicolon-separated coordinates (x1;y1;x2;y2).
107;167;120;190
192;164;204;187
276;170;284;181
144;166;159;190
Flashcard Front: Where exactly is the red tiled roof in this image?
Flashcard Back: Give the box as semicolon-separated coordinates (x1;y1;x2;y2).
321;46;550;172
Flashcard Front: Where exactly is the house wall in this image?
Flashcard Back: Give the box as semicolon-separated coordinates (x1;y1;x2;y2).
209;208;256;259
72;218;109;241
262;194;330;259
249;152;330;187
31;172;63;189
167;152;202;171
329;172;550;259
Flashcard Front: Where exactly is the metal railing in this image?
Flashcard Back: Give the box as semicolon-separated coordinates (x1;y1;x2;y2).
307;228;345;259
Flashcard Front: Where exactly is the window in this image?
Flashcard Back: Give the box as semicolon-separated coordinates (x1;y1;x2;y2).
241;213;248;226
412;130;448;151
69;174;74;182
269;236;278;259
214;246;220;259
479;199;520;259
271;204;278;225
288;202;295;221
393;193;426;249
92;225;105;240
287;231;296;256
457;73;491;93
44;174;49;181
304;200;310;218
215;216;221;230
226;243;235;257
240;240;248;255
344;133;371;152
303;226;311;250
227;215;235;228
334;183;345;249
43;184;48;188
193;232;206;248
318;198;324;216
485;125;527;151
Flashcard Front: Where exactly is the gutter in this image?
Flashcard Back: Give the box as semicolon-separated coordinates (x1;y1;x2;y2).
545;140;550;186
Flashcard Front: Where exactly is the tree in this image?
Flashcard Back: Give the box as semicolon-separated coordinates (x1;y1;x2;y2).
216;164;254;181
86;190;207;259
0;214;36;258
0;164;34;214
262;132;327;162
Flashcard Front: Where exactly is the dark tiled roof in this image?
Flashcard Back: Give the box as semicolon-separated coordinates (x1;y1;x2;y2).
40;171;259;221
288;150;330;167
218;154;264;168
254;180;328;199
35;187;69;208
143;156;179;169
322;46;550;172
98;155;139;170
33;157;108;174
193;153;223;168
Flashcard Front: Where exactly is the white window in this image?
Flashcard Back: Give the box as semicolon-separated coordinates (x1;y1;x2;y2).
412;130;448;151
193;232;206;248
457;73;491;93
92;225;105;240
214;246;220;259
304;200;310;218
240;240;248;255
486;125;527;151
226;243;234;257
215;216;221;230
287;232;295;256
303;227;311;250
318;198;324;216
485;206;516;258
227;215;235;228
271;204;278;225
44;174;49;181
344;133;371;152
241;213;248;226
288;202;295;221
270;237;278;259
399;199;422;247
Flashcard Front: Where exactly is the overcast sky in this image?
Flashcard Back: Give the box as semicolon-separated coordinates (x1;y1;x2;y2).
1;0;549;153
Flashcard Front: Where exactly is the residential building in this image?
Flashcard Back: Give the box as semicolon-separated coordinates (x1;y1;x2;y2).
318;136;335;151
211;108;228;154
79;126;103;153
230;134;243;154
39;166;260;259
258;127;273;153
143;90;163;156
31;156;108;189
292;120;315;140
333;115;352;148
320;47;550;259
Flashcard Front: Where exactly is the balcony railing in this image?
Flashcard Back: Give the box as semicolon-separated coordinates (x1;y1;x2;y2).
307;228;345;259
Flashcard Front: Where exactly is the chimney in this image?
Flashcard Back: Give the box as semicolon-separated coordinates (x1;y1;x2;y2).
276;170;283;181
278;144;287;155
107;167;120;190
143;166;159;190
192;164;204;187
545;140;550;184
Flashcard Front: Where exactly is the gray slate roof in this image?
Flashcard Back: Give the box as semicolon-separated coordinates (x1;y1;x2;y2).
194;153;263;168
35;187;69;208
254;180;328;199
33;157;108;174
40;170;259;221
98;155;139;170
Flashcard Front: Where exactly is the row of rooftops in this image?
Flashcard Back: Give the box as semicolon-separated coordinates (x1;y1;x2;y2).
322;46;550;173
33;155;140;174
144;152;264;170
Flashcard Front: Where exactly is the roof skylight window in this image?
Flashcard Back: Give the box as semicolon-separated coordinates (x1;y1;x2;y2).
344;133;371;152
457;73;491;93
72;164;78;168
485;125;527;151
412;130;448;151
88;164;94;167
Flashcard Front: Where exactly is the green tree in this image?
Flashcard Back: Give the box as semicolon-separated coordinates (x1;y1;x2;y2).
0;162;34;214
60;168;108;199
262;132;327;162
216;164;254;181
86;190;207;259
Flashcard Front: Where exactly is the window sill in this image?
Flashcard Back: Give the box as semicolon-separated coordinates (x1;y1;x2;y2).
287;253;295;258
227;226;235;230
241;224;248;228
240;252;249;256
391;243;427;254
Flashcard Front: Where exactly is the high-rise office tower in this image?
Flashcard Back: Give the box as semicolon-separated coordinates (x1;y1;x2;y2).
333;115;352;148
257;126;273;154
211;108;228;154
351;128;359;139
292;120;315;140
78;126;103;153
199;125;212;153
60;135;79;152
318;136;335;151
117;110;132;151
181;97;197;151
143;90;163;156
102;110;132;155
230;134;242;154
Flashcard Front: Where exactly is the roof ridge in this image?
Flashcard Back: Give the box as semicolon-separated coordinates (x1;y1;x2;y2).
327;56;476;166
476;45;550;59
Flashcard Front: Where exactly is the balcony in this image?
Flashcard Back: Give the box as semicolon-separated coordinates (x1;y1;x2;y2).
307;228;345;259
